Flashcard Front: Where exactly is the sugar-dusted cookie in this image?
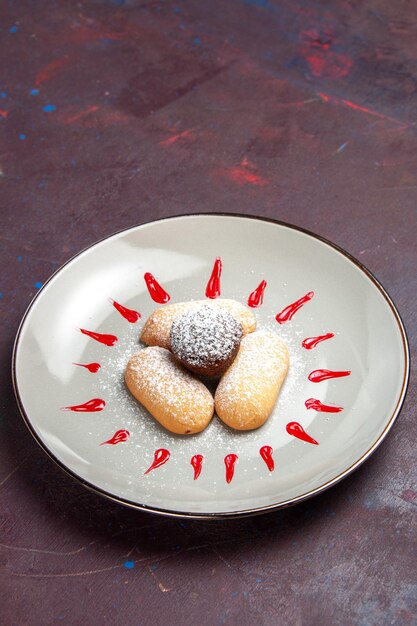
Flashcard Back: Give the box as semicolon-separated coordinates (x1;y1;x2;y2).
215;331;289;430
140;299;256;349
170;305;243;377
125;347;214;435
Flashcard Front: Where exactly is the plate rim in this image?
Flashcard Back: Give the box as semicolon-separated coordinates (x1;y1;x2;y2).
11;213;410;519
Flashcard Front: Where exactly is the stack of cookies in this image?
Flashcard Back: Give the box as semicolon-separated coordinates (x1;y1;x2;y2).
125;299;289;435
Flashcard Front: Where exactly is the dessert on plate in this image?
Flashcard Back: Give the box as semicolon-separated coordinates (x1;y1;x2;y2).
125;298;289;435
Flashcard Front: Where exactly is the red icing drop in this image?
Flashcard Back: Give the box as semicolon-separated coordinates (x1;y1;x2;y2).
144;273;170;304
248;280;267;308
286;422;318;445
62;398;105;412
305;398;343;413
101;429;130;445
205;257;222;299
276;291;314;324
144;448;170;474
73;362;101;373
110;299;141;323
191;454;204;480
224;453;238;484
80;328;117;346
308;369;351;383
302;333;334;350
259;446;274;471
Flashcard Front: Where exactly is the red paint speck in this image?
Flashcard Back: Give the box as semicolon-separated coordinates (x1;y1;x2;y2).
63;108;130;128
401;490;416;503
64;105;99;125
35;57;70;85
228;166;269;187
0;110;9;119
159;129;193;146
300;29;352;79
219;157;269;187
319;93;407;127
305;52;352;79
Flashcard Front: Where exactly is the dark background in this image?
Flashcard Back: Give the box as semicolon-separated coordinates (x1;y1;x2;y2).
0;1;416;624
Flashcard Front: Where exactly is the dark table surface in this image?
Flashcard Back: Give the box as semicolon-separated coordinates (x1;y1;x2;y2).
1;1;416;624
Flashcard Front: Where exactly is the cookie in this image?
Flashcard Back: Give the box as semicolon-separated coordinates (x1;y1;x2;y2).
125;347;214;435
170;305;243;377
140;299;256;349
215;331;289;430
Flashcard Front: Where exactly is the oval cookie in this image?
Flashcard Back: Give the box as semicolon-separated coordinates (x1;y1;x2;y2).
215;331;289;430
125;347;214;434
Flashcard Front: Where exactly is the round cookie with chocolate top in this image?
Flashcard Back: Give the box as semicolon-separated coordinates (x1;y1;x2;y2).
170;305;243;377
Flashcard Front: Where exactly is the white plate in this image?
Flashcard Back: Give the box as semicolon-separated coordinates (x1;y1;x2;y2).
12;215;409;518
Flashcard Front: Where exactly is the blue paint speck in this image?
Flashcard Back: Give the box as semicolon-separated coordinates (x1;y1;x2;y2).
17;256;23;262
363;494;379;510
19;134;26;140
43;104;57;112
0;293;3;300
124;561;135;569
337;142;348;153
174;6;181;13
1;92;7;98
31;88;39;95
194;37;201;45
35;281;43;289
99;38;118;45
243;0;270;7
10;25;18;33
